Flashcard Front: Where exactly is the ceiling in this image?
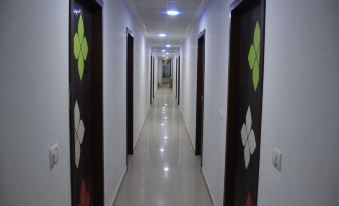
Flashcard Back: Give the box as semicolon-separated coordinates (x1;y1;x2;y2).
125;0;209;56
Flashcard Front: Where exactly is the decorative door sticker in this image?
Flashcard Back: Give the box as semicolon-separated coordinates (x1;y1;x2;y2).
74;15;88;80
246;193;253;206
248;21;261;91
80;179;91;206
241;106;256;169
74;101;85;168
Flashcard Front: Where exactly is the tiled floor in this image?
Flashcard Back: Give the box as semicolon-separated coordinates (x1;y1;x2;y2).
115;89;213;206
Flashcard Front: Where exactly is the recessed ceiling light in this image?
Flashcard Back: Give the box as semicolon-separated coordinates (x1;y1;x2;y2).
166;10;179;16
166;44;171;48
162;50;166;52
158;33;167;37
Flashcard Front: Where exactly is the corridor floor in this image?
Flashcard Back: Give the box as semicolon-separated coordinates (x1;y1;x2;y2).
115;89;213;206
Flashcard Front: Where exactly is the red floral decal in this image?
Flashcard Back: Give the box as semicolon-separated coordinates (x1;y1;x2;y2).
246;193;252;206
80;179;91;206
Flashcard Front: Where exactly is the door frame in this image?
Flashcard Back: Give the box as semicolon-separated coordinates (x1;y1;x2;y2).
69;0;104;205
223;0;266;205
195;30;205;161
126;28;134;160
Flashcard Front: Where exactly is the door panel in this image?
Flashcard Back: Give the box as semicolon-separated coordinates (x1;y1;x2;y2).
224;0;266;205
177;56;180;105
195;32;205;158
126;31;134;155
69;1;103;206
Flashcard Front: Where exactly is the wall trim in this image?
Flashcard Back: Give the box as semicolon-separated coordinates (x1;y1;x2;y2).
178;106;196;150
202;167;216;206
111;167;127;206
133;105;151;150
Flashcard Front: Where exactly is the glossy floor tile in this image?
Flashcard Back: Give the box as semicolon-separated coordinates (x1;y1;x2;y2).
114;89;213;206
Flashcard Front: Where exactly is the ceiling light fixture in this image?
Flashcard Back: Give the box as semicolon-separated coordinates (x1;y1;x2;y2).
158;33;167;37
166;10;179;16
166;44;171;48
162;50;166;52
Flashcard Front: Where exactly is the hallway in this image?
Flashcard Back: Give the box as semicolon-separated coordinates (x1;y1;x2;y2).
115;89;212;206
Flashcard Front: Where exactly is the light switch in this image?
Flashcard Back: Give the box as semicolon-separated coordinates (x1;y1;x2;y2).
50;144;59;169
218;110;224;120
272;148;282;172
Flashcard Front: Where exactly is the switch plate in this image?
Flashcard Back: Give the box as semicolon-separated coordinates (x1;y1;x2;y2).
218;110;224;120
272;148;282;172
49;144;59;169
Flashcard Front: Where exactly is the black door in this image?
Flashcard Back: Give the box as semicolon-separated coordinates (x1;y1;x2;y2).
177;56;180;105
69;0;104;205
224;0;266;205
195;31;205;161
126;29;134;156
150;55;153;105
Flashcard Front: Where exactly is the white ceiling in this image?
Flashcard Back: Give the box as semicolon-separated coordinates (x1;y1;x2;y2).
125;0;209;55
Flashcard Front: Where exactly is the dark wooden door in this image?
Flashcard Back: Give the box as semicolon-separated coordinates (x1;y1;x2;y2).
224;0;266;206
126;30;134;155
150;55;153;105
69;1;103;205
175;58;178;98
177;56;180;105
195;31;205;159
152;56;155;99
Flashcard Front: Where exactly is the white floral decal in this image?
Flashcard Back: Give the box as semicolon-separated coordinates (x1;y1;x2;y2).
74;101;85;168
241;106;256;169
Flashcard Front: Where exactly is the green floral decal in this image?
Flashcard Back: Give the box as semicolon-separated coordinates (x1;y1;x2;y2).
74;15;88;80
248;21;260;91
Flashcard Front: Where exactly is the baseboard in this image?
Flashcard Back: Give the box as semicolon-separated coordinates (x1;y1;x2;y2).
178;105;195;151
133;105;151;151
201;167;216;206
111;167;127;206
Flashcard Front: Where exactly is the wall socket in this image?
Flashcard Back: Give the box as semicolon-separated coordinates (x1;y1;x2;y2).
272;148;282;172
49;144;59;169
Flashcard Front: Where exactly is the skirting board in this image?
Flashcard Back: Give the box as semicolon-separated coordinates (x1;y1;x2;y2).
111;167;127;206
178;105;196;151
201;167;216;206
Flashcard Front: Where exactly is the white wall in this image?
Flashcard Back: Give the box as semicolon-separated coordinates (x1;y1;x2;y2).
180;25;198;146
103;0;151;205
180;0;230;205
172;57;177;97
157;58;163;86
258;1;339;205
0;0;151;206
132;22;151;148
0;0;71;205
181;0;339;206
154;57;159;95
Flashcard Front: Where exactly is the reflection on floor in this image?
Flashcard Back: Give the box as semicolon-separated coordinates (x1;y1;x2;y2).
115;89;213;206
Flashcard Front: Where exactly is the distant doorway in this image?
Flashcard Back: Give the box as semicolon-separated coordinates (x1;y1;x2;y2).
224;0;266;205
126;28;134;159
69;0;104;205
195;31;205;163
160;60;172;88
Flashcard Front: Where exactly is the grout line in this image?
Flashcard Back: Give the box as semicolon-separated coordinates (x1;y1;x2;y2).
111;167;127;206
